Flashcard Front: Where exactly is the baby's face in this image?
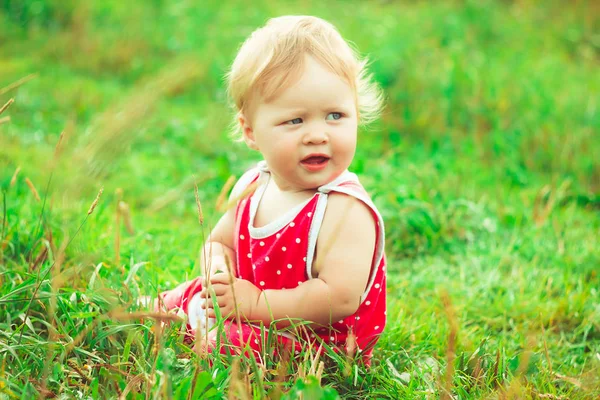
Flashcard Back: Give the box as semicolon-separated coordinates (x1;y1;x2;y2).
242;55;358;192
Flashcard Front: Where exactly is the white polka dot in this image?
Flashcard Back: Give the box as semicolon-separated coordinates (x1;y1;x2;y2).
260;281;265;286
240;234;245;240
259;241;265;246
287;264;292;269
366;301;371;306
295;350;300;355
282;246;287;252
277;270;281;275
338;320;344;324
295;238;301;244
356;316;360;320
290;222;295;227
375;326;380;330
247;253;251;258
252;264;256;270
298;281;302;286
307;212;312;217
375;284;380;289
384;311;387;315
265;256;270;262
254;339;259;344
276;233;281;239
330;336;335;341
303;257;307;262
383;266;386;271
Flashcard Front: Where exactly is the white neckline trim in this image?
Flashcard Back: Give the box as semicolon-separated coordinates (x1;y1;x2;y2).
248;172;316;239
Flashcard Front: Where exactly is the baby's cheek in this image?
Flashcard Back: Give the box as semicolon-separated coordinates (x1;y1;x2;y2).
271;143;297;165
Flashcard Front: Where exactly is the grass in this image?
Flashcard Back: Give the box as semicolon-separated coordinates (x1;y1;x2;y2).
1;0;599;398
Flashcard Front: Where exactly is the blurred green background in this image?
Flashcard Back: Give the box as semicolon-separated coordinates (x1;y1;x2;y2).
0;0;599;398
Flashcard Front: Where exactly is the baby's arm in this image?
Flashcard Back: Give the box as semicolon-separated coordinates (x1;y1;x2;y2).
202;194;376;326
200;207;237;277
252;194;375;325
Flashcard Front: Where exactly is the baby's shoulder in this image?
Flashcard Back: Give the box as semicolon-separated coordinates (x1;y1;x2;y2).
229;166;262;201
320;192;377;240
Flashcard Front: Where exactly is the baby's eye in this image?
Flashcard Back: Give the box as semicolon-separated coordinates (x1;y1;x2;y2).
285;118;303;125
326;112;343;121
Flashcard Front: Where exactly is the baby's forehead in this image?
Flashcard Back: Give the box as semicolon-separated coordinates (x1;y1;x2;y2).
259;56;355;105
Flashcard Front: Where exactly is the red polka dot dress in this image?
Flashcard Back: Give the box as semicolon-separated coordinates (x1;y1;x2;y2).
158;162;387;364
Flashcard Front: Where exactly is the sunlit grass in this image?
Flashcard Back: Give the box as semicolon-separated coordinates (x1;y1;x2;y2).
1;0;599;398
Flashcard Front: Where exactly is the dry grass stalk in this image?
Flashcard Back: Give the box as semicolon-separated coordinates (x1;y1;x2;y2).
532;181;570;227
87;187;104;215
25;177;41;202
115;188;123;268
344;327;358;377
109;310;185;323
540;318;553;375
119;374;146;399
533;393;567;400
224;253;245;351
30;245;48;271
552;373;584;389
0;116;10;125
41;238;67;394
194;182;204;226
77;58;204;185
315;360;325;383
503;335;536;398
195;237;211;358
200;243;212;357
215;175;236;211
147;174;213;212
0;98;14;116
440;291;458;400
10;166;20;187
118;201;134;234
493;348;502;387
306;340;325;380
0;360;16;398
0;73;38;96
53;131;66;160
273;344;292;388
516;335;534;377
228;357;240;400
471;356;483;387
228;358;251;400
220;181;260;213
66;359;92;385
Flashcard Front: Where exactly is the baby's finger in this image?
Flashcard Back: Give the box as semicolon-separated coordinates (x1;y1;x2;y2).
205;308;217;318
200;296;229;309
213;296;230;308
209;272;234;285
208;283;230;296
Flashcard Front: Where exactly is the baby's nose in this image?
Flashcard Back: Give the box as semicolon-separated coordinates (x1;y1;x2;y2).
302;128;328;144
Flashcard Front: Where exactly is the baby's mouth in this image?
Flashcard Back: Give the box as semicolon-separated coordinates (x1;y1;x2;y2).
301;155;330;165
300;154;330;171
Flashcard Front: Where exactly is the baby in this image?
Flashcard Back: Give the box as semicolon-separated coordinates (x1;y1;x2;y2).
158;15;387;365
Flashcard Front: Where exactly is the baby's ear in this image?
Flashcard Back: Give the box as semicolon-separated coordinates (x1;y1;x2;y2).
238;113;259;150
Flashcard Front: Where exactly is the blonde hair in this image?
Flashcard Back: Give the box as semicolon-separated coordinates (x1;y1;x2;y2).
226;15;383;139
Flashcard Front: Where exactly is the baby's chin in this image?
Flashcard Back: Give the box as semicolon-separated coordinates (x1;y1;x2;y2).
297;171;345;190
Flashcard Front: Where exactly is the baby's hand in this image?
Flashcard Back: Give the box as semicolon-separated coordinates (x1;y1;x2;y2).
199;273;260;319
205;254;236;276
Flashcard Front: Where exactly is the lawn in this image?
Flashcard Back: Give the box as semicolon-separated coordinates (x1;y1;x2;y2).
0;0;598;398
